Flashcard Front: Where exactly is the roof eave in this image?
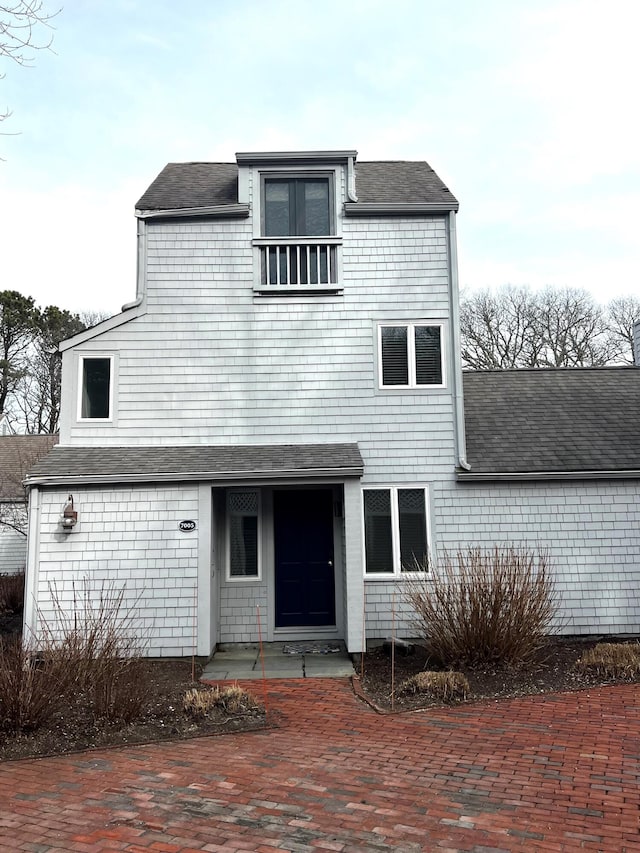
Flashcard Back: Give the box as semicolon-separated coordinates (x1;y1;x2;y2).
59;303;145;352
135;203;250;220
457;468;640;482
344;201;459;216
236;150;357;165
25;465;364;488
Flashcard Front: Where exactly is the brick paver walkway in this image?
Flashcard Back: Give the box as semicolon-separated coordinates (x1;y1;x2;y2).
0;679;639;852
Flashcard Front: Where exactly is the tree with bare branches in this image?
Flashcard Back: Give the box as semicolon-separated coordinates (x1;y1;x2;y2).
605;295;640;365
460;285;638;369
1;1;58;125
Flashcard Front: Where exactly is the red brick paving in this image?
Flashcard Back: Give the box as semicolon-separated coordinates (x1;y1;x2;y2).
0;679;639;852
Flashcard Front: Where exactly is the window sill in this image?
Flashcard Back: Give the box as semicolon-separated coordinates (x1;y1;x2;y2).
254;284;343;296
364;572;428;581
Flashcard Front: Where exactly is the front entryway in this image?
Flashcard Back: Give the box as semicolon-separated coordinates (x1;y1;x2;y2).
274;489;335;628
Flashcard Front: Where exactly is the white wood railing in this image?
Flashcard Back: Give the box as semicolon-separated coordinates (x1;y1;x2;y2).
254;237;341;287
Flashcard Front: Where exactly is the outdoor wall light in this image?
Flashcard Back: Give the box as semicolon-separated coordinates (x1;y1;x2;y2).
60;494;78;530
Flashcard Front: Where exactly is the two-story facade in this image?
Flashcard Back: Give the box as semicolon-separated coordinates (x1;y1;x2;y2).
23;150;640;656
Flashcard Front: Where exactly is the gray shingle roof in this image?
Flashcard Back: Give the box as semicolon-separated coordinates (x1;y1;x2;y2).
135;160;457;211
463;368;640;476
26;443;363;486
136;163;238;211
354;161;456;205
0;435;59;500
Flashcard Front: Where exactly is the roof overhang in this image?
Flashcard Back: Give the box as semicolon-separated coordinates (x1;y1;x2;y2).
236;150;357;166
135;203;250;220
25;443;364;488
457;469;640;482
344;202;459;216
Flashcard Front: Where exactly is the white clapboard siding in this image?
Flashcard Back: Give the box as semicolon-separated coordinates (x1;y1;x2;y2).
62;214;457;484
364;480;640;639
33;486;199;657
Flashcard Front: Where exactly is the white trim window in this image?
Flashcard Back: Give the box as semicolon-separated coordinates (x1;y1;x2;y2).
253;169;342;291
227;490;261;581
378;323;444;388
363;486;430;576
78;355;113;421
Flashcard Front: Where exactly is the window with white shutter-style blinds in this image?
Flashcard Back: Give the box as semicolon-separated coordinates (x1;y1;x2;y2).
379;324;444;388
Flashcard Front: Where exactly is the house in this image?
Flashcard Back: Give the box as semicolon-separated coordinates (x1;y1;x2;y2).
0;433;58;574
22;150;640;656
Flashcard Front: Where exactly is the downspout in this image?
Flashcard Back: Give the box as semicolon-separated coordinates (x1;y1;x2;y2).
448;211;471;471
122;217;147;311
346;155;358;202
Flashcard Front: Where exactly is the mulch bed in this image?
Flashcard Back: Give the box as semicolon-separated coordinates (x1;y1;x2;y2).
358;637;639;712
0;658;267;762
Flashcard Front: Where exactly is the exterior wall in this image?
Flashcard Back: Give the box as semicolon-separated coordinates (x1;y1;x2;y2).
59;215;457;488
364;479;640;640
27;485;200;656
0;505;27;574
53;189;459;653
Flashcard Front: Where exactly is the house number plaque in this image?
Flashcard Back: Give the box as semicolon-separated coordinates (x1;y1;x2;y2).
179;520;196;532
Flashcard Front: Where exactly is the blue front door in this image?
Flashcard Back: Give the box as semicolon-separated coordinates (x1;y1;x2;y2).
274;489;335;628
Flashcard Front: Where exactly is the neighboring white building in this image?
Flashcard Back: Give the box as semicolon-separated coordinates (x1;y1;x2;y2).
23;151;640;656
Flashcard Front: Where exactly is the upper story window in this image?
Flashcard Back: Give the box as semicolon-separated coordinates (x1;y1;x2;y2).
78;356;113;420
379;323;444;388
255;172;341;291
264;178;332;237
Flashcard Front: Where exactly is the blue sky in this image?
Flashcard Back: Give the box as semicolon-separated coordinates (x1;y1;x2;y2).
1;0;638;314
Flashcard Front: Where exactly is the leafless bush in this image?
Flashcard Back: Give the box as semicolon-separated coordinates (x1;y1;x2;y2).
398;670;469;702
183;684;260;719
0;579;153;732
0;635;75;732
41;579;153;722
0;571;24;614
576;643;640;680
404;546;557;666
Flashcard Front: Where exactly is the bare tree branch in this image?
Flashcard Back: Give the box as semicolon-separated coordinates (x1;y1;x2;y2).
0;2;59;129
0;1;58;65
460;285;635;370
605;296;640;365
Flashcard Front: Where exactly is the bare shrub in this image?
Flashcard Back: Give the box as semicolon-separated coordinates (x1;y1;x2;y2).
398;670;469;702
576;643;640;680
404;546;557;666
0;635;75;732
41;579;153;723
0;579;153;733
0;571;25;615
183;684;260;719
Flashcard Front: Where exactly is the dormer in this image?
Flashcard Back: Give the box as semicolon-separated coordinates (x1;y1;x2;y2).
236;150;358;295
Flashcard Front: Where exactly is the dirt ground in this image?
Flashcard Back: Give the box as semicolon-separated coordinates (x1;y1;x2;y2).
358;637;639;711
0;657;266;762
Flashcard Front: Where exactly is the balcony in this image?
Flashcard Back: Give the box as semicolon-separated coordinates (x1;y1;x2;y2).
254;237;342;292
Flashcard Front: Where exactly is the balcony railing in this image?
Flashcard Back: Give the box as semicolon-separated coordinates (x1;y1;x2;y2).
254;237;341;288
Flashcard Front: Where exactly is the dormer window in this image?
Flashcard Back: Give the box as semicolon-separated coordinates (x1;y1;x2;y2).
251;165;343;293
264;177;332;237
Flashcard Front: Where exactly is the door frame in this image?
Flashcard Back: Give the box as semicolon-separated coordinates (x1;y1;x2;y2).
265;484;345;642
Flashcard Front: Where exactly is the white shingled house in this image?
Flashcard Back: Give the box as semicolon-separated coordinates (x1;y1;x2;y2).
23;150;640;656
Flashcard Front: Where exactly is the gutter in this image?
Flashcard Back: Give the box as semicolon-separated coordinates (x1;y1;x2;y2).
457;469;640;482
344;202;459;216
24;465;365;488
135;203;250;220
447;211;470;472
